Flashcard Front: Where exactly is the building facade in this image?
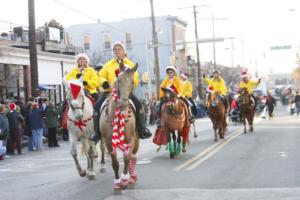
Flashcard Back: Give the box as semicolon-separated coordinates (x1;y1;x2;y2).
0;45;75;104
66;15;188;99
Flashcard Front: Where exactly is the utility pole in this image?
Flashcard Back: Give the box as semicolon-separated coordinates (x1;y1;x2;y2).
178;5;209;99
212;14;216;69
199;16;227;70
150;0;160;99
193;5;202;98
28;0;39;97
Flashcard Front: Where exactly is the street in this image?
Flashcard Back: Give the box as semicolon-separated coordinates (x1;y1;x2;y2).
1;105;300;200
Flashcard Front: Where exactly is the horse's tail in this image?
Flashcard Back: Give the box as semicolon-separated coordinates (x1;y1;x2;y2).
181;100;190;143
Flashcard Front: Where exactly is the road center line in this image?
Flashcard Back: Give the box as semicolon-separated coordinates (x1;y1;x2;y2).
174;128;242;172
186;130;243;170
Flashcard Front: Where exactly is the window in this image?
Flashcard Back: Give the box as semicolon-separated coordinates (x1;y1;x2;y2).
66;32;73;45
104;34;111;50
83;34;90;50
125;33;132;49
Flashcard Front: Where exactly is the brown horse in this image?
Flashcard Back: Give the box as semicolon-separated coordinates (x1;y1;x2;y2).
207;91;227;141
160;88;190;159
99;64;139;192
239;88;255;133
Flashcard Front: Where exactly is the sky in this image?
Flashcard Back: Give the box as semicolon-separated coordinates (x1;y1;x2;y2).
1;0;300;76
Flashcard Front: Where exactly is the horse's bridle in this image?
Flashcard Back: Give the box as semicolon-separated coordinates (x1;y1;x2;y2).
69;96;85;112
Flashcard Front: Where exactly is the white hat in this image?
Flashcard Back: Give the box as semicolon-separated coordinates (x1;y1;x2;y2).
241;71;249;78
165;66;177;73
180;72;188;79
112;41;126;53
75;53;90;65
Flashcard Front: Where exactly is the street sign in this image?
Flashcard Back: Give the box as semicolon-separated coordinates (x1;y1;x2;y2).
270;45;292;50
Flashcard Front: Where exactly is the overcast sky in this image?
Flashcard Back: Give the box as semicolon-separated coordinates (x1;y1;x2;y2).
1;0;300;75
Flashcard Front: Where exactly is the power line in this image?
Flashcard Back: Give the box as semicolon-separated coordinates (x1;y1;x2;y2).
52;0;127;34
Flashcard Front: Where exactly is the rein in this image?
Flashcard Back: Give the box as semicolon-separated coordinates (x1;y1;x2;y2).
67;95;92;132
111;87;129;155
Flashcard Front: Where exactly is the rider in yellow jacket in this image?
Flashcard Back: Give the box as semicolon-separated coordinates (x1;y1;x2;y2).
180;72;197;118
203;70;228;111
65;53;99;100
159;66;184;98
158;66;187;118
98;57;139;91
91;41;151;141
239;70;261;107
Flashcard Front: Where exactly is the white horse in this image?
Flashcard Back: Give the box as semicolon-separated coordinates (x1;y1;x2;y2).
65;79;96;180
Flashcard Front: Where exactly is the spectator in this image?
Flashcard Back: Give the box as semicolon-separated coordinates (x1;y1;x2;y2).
6;103;24;155
24;102;34;151
294;91;300;116
266;93;276;118
45;102;60;147
29;102;44;151
0;140;6;160
0;104;9;158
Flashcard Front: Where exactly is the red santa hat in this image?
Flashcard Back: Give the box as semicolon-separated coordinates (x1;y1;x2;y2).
165;84;179;95
9;103;16;111
207;86;214;93
180;72;188;79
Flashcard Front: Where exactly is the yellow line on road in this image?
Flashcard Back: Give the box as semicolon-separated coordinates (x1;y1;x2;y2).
174;128;242;172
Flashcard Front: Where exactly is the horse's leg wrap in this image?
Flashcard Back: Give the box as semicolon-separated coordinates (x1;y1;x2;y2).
113;178;121;190
176;141;182;155
167;140;175;153
129;157;137;183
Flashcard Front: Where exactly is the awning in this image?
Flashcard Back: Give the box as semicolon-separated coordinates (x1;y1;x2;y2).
39;84;56;90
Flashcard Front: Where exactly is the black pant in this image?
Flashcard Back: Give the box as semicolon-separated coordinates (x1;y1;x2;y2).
7;128;22;154
187;97;197;116
48;127;58;147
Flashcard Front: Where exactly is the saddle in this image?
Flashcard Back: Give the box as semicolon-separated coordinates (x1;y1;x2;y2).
100;98;136;123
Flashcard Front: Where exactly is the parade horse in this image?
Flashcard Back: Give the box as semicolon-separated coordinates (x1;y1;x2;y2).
206;88;227;141
239;88;255;133
99;63;139;191
64;79;96;180
160;88;190;159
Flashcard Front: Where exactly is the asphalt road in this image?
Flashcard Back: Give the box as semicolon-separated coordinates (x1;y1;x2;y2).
1;105;300;200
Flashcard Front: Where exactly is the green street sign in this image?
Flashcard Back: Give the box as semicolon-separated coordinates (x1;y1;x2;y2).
270;45;292;50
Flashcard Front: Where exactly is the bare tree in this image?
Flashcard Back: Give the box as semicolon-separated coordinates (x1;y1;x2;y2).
89;51;112;67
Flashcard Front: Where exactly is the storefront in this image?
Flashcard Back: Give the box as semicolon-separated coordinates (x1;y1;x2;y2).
0;45;75;103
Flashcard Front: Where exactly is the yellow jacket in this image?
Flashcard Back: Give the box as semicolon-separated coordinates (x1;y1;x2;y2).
239;79;259;94
182;80;193;98
204;77;227;96
66;66;99;94
98;57;139;92
160;76;184;98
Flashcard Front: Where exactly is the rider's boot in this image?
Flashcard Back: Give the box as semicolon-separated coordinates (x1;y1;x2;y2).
90;110;101;142
136;112;152;139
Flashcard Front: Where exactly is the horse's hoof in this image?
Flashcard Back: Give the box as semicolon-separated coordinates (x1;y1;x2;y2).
113;189;122;195
87;174;96;180
128;176;137;189
113;183;122;193
121;179;130;188
170;152;176;159
100;168;106;173
79;170;87;177
220;136;224;139
214;139;218;142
